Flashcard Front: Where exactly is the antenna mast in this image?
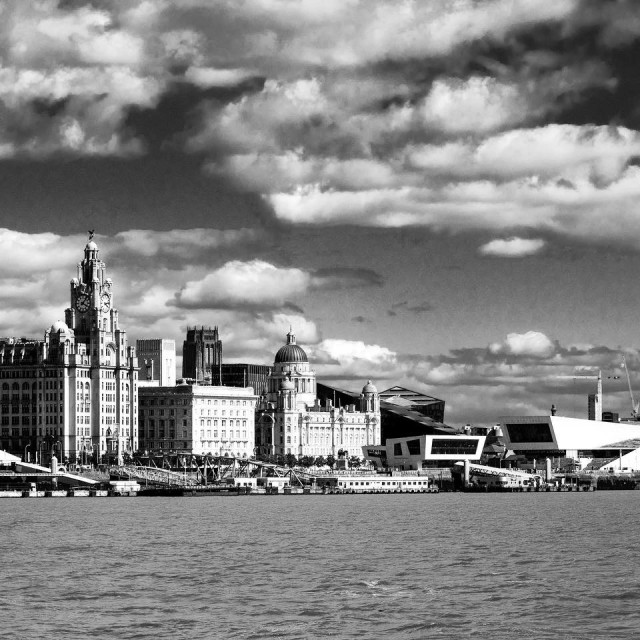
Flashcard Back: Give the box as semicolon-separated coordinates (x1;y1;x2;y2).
622;355;639;419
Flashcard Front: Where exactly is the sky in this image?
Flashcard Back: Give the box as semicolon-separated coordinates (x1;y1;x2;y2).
2;0;640;426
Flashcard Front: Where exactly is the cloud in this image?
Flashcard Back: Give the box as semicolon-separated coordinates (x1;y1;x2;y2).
479;237;546;258
7;4;144;67
174;260;311;310
173;260;384;309
184;66;257;88
109;228;259;261
421;77;528;134
489;331;556;359
389;301;433;315
0;66;163;157
311;268;383;290
310;339;400;380
265;163;640;251
406;125;640;183
0;229;81;275
304;329;639;426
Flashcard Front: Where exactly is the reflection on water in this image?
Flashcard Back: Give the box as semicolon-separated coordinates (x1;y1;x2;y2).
2;492;639;639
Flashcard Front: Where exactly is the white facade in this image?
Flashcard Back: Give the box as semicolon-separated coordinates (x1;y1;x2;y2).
139;384;258;458
363;434;485;470
500;415;640;470
257;331;381;458
136;339;176;387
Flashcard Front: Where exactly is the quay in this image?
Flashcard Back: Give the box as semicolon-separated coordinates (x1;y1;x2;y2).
2;450;638;499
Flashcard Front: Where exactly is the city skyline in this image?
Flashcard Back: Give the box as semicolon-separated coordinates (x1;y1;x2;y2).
2;1;640;425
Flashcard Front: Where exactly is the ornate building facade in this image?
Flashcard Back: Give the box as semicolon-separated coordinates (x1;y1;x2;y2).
256;331;381;458
0;237;138;464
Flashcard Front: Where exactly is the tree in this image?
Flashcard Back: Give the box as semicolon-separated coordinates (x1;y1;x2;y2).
349;455;361;469
326;454;336;469
284;453;297;468
299;455;315;468
314;455;327;468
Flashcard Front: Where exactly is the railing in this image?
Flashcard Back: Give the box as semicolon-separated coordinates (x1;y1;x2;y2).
109;465;199;487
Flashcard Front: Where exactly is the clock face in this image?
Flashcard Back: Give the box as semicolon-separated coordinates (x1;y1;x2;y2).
75;294;90;312
101;293;111;312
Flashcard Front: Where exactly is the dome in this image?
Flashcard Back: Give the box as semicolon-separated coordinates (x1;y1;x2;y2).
85;241;98;251
50;320;69;333
274;330;308;364
362;380;377;394
275;344;308;364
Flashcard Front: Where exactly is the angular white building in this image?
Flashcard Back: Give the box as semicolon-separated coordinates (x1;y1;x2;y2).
499;415;640;471
362;434;486;470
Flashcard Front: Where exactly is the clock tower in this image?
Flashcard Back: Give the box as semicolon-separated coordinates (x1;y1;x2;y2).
63;234;139;462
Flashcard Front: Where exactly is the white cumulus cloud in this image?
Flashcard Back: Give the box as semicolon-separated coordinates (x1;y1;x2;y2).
479;237;546;257
489;331;556;358
175;260;312;309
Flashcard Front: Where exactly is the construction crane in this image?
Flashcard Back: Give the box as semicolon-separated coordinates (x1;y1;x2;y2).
621;355;639;420
554;370;602;421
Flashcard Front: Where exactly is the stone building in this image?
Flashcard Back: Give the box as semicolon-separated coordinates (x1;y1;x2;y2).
256;331;381;458
0;236;138;464
138;384;258;458
182;326;222;382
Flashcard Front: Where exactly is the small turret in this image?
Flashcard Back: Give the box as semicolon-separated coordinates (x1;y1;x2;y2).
360;380;379;413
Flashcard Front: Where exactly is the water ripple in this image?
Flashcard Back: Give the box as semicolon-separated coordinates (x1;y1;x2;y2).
1;493;639;639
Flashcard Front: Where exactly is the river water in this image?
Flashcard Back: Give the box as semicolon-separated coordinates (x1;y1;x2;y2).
2;492;639;639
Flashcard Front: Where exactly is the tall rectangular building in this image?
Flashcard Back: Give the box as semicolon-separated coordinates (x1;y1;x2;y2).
136;339;176;387
182;326;222;382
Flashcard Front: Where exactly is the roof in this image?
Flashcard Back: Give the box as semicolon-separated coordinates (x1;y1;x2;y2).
274;331;308;364
601;438;640;449
274;343;308;364
380;400;457;435
379;386;444;405
0;450;21;463
362;380;377;393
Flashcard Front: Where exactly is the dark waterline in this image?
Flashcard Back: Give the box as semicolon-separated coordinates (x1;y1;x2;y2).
2;493;639;640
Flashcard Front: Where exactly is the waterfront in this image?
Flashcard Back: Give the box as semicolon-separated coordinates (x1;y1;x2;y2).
2;493;640;639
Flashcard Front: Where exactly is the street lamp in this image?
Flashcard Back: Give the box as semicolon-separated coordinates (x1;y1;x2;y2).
52;441;61;468
24;444;30;463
